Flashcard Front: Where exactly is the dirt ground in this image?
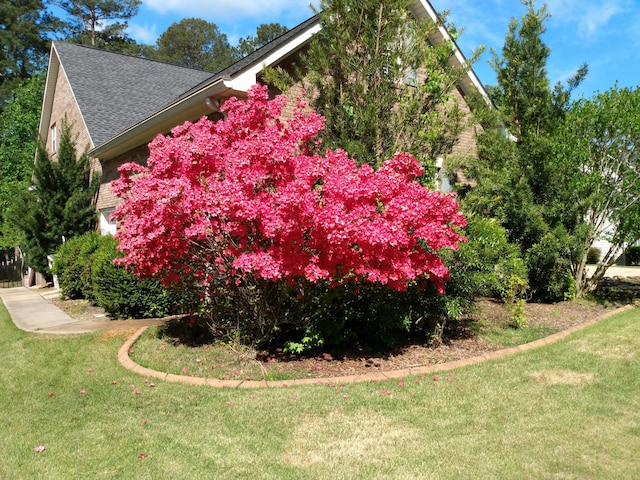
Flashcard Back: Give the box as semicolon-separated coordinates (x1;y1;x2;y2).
52;295;631;378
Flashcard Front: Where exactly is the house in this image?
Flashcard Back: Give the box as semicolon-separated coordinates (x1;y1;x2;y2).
38;0;490;237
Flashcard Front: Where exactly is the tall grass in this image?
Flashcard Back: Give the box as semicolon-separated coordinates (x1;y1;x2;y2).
1;299;638;479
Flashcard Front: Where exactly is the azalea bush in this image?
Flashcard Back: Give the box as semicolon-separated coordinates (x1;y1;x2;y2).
112;85;466;346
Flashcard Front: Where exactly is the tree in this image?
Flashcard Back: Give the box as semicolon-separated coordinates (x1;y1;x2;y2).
112;85;466;344
0;0;57;106
237;23;289;57
154;18;238;72
55;0;141;47
462;0;587;301
268;0;478;171
7;121;100;273
0;75;45;250
553;86;640;295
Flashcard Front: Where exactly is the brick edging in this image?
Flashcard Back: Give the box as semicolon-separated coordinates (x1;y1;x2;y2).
117;304;636;388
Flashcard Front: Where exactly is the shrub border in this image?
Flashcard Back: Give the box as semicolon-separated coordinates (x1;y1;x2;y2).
118;304;637;388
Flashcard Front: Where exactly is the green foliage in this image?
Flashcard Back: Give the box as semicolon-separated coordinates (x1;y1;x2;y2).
553;86;640;294
462;0;588;301
272;281;449;354
6;120;99;273
525;229;576;302
56;0;141;48
237;23;288;57
0;75;45;250
154;18;238;72
54;231;190;319
0;0;56;105
272;0;478;171
587;247;602;265
626;246;640;266
90;235;180;319
52;231;102;300
445;216;528;302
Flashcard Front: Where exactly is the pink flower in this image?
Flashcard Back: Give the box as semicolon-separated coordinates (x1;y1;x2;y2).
87;368;93;373
79;389;87;394
34;445;46;453
138;453;146;459
134;389;141;395
398;380;405;387
112;84;465;299
381;389;392;396
181;367;188;375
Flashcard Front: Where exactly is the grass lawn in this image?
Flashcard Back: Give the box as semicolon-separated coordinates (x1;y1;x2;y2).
1;299;639;479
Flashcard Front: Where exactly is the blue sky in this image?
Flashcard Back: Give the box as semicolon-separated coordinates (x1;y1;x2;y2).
122;0;639;99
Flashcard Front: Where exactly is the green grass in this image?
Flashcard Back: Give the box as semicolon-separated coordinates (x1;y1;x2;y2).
1;299;639;479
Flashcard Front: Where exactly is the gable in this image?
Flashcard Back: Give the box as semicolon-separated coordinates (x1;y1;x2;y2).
42;42;214;149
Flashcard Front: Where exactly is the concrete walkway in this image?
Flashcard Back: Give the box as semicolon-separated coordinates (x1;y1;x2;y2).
0;287;166;334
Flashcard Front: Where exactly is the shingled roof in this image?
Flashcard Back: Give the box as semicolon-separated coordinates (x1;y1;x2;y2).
51;42;214;147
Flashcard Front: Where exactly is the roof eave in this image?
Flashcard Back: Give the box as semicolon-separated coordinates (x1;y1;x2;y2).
90;22;322;161
412;0;492;105
89;78;238;160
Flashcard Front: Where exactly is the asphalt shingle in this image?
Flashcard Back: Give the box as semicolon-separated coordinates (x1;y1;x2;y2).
53;42;215;147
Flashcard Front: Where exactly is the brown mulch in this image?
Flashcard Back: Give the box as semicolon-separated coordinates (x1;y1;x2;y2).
52;295;631;378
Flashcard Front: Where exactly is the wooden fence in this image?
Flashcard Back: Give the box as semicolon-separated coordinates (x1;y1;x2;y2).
0;248;25;288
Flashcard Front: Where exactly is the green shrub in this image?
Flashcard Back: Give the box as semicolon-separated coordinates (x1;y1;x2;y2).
626;246;640;266
52;231;102;300
587;247;601;264
526;228;576;302
446;216;528;302
90;236;184;319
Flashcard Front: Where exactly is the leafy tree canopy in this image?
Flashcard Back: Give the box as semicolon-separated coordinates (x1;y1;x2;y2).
552;86;640;295
0;0;58;105
54;0;141;47
237;23;289;57
0;75;45;250
462;0;588;301
269;0;480;173
154;18;238;72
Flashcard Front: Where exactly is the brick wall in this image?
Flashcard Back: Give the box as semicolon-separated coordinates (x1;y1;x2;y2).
46;68;92;159
96;144;150;212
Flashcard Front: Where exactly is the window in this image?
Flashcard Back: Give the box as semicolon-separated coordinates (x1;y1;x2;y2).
50;124;57;153
99;208;117;236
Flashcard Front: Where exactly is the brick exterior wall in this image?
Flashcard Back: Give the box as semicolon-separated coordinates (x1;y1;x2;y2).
46;67;92;159
96;144;150;212
93;55;482;212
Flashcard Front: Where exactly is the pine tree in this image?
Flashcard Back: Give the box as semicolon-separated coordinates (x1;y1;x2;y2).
8;121;100;273
269;0;479;172
462;0;588;301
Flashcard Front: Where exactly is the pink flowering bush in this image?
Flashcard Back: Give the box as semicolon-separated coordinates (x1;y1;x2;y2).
112;85;465;345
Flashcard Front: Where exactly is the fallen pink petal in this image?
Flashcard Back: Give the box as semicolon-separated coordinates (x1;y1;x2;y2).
34;445;46;453
79;389;87;394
